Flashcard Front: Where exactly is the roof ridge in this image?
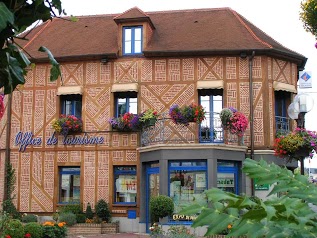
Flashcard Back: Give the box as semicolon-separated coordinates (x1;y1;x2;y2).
229;8;272;49
145;7;231;14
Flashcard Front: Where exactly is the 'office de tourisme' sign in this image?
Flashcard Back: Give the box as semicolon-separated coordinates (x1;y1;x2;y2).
15;131;104;152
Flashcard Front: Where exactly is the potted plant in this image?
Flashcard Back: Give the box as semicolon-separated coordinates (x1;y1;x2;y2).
274;128;317;162
149;195;174;223
52;114;83;136
139;108;159;128
108;112;141;132
169;103;206;126
220;107;248;136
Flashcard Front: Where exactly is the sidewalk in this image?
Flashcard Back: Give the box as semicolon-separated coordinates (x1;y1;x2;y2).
68;233;149;238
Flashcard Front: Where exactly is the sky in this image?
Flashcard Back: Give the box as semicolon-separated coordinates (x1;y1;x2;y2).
61;0;317;168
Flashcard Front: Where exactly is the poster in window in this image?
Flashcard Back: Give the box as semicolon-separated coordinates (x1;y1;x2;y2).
195;173;206;188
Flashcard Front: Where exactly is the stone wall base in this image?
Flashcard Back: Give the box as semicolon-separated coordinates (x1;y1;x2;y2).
67;222;119;235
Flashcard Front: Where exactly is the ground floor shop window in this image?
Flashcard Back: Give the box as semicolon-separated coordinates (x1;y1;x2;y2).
114;166;137;204
59;167;80;204
217;161;239;194
169;161;207;217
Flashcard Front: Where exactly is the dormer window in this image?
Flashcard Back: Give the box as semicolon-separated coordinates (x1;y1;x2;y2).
123;26;143;55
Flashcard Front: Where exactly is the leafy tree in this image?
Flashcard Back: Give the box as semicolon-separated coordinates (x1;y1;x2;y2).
150;195;174;223
181;158;317;237
0;0;64;94
300;0;317;38
95;199;111;222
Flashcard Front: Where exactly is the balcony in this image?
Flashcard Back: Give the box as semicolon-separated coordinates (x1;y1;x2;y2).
141;112;242;147
275;116;291;135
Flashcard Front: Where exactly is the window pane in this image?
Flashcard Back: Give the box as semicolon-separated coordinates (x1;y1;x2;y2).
217;173;235;193
213;96;223;113
115;166;137;203
125;28;131;41
59;168;80;204
129;98;138;114
134;28;142;41
124;42;131;54
65;100;72;115
118;98;127;116
75;101;82;118
134;41;142;53
170;169;206;215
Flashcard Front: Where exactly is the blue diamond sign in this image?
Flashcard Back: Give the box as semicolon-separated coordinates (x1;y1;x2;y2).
299;71;312;88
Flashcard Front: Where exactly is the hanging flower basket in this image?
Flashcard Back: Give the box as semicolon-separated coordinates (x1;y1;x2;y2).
274;128;317;162
108;112;141;132
220;107;248;136
169;103;206;126
52;114;83;136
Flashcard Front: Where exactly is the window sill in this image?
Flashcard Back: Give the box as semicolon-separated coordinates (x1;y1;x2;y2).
112;203;137;207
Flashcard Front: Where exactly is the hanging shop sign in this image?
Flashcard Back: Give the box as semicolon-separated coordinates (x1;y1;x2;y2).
298;71;312;89
15;131;104;152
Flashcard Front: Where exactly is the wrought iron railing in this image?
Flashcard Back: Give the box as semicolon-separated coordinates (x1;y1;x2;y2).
141;112;225;146
275;116;290;136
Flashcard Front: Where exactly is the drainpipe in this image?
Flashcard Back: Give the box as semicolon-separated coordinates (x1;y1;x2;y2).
3;93;12;202
249;51;255;161
249;51;255;196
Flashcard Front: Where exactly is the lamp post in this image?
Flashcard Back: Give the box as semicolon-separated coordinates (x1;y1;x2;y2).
287;93;314;175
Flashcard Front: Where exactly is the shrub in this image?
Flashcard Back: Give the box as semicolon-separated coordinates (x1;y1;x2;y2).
42;221;67;238
59;203;83;215
21;214;38;223
76;214;86;223
3;219;24;238
166;225;196;238
95;199;111;222
85;202;94;220
150;195;174;223
58;212;77;226
24;222;43;238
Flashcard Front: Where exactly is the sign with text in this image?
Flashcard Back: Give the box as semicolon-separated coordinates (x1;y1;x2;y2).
299;71;312;88
15;131;104;152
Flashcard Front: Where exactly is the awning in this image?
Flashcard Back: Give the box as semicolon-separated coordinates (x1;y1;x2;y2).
273;81;296;93
57;86;83;95
111;83;138;92
197;80;224;89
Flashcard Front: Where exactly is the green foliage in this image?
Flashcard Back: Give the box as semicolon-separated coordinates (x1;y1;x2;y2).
300;0;317;37
150;195;174;223
181;158;317;237
166;225;196;238
0;0;64;94
76;213;86;223
58;212;77;226
3;219;24;238
85;202;94;220
95;199;111;222
2;162;21;220
0;212;11;237
21;214;38;223
24;222;43;238
59;203;83;215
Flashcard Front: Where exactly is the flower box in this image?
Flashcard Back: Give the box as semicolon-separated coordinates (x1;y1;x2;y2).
169;103;206;126
109;112;140;132
52;115;83;136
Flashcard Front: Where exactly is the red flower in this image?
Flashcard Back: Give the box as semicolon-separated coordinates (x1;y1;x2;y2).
6;235;11;238
24;233;31;238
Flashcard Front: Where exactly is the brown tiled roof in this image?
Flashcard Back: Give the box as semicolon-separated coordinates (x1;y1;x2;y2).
19;7;306;68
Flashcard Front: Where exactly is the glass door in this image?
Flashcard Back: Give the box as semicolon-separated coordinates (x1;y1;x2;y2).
146;167;159;232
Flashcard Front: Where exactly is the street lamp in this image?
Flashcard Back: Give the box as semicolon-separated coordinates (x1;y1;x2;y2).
287;93;314;175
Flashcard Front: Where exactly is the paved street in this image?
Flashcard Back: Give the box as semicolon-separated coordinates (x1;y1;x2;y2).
68;233;149;238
